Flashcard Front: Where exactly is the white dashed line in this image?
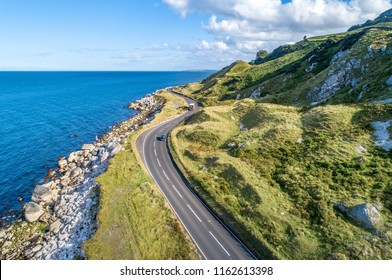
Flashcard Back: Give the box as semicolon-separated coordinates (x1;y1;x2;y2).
162;170;170;181
187;204;202;223
154;149;157;156
172;185;183;198
157;159;161;167
209;231;230;256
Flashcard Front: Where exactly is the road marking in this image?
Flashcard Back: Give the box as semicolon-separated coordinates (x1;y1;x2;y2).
162;170;170;181
158;128;164;133
157;159;161;167
154;142;156;148
154;149;157;156
140;110;208;260
172;184;183;198
187;204;202;223
209;231;231;257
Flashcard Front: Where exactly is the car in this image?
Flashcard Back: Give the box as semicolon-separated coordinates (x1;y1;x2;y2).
157;134;166;141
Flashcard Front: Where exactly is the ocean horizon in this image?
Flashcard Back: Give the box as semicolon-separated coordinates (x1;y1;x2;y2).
0;71;213;222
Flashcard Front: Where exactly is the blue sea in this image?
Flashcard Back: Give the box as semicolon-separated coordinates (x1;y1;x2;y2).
0;71;213;221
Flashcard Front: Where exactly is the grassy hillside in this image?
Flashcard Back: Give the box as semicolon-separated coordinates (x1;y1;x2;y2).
174;25;392;107
170;102;392;259
169;12;392;260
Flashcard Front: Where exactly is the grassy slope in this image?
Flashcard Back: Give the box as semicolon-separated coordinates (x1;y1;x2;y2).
171;101;392;260
170;26;392;260
176;27;392;107
83;91;199;260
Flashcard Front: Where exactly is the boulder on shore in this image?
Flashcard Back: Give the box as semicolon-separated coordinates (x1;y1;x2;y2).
44;169;57;179
58;158;67;169
68;152;79;163
69;167;82;179
100;151;110;163
60;176;71;187
32;185;54;204
24;202;44;223
82;144;95;151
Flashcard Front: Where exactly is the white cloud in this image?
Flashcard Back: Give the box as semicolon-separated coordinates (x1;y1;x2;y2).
163;0;392;66
163;0;190;17
197;40;229;51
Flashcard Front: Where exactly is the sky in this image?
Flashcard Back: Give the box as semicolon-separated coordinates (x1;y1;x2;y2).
0;0;391;71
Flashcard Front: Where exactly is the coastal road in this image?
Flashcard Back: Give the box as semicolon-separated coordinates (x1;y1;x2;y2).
136;89;256;260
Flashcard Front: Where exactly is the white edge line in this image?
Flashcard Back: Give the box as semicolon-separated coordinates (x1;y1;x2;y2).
209;231;231;257
162;170;170;181
141;123;208;260
172;184;183;198
187;204;202;223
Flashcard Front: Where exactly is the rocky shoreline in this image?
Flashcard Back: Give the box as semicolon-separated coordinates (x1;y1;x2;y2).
0;92;165;260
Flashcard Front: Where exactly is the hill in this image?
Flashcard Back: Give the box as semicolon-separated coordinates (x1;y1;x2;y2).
175;15;392;107
170;10;392;259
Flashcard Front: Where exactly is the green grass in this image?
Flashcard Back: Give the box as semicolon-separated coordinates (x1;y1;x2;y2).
170;102;392;260
175;27;392;108
83;91;199;260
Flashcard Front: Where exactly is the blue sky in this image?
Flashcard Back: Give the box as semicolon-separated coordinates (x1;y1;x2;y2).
0;0;391;70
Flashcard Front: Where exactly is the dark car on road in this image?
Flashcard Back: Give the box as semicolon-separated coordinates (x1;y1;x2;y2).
157;134;166;141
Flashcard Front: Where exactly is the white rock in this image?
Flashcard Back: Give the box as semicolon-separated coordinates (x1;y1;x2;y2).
238;142;246;148
357;145;367;154
32;185;54;204
24;202;44;223
68;152;79;163
61;176;71;187
337;203;382;230
69;167;82;179
100;151;110;163
227;142;236;148
58;158;67;169
372;120;392;151
49;220;61;234
82;144;95;151
32;244;42;253
111;144;122;156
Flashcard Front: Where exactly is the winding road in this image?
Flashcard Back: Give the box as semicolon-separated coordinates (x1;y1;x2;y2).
136;89;256;260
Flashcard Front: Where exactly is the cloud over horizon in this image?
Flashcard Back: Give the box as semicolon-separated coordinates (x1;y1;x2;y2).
163;0;392;64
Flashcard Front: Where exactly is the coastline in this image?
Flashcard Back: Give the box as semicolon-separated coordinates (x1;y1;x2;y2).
0;91;166;260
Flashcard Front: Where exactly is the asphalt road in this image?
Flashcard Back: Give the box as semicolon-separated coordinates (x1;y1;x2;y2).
136;89;256;260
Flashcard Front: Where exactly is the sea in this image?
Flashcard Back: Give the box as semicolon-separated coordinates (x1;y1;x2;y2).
0;71;213;221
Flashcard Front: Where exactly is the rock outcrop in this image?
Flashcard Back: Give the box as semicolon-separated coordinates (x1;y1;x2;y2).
308;50;364;106
386;76;392;86
336;203;382;230
372;120;392;151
